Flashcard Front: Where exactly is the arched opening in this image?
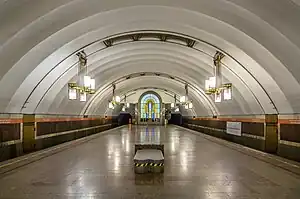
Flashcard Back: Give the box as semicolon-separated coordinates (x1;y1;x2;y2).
138;91;162;125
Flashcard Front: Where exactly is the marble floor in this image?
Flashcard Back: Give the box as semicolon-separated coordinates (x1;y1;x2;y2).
0;125;299;199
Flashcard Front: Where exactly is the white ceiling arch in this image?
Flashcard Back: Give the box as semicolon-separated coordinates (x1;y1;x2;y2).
46;62;253;117
47;76;214;116
36;51;258;116
83;77;252;117
82;76;216;116
8;39;274;115
118;87;199;117
82;74;218;116
119;87;181;103
0;1;299;116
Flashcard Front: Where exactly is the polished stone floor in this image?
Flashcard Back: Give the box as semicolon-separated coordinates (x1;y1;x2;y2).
0;125;300;199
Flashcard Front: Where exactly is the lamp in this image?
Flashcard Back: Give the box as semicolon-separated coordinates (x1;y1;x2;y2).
68;83;77;100
185;104;189;109
67;51;96;101
80;92;87;102
90;78;95;90
215;92;221;103
180;96;186;103
224;86;232;100
209;77;216;88
84;76;91;88
115;96;121;103
205;79;211;90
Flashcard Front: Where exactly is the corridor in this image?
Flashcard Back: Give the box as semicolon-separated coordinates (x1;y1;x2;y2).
0;125;299;199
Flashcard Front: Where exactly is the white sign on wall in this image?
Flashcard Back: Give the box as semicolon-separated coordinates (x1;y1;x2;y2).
226;122;242;136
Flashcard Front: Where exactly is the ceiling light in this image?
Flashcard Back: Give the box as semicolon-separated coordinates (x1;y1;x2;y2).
90;78;95;90
180;96;186;103
68;88;77;100
84;76;91;88
224;87;232;100
115;96;121;103
215;93;221;103
80;92;87;102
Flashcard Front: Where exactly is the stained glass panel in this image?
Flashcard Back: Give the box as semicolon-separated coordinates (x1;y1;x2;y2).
140;94;160;119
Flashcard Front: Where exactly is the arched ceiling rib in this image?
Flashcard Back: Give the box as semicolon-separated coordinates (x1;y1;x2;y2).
119;87;180;103
48;77;211;116
83;77;215;116
7;36;277;114
21;39;271;115
80;73;218;116
0;1;299;116
35;52;258;116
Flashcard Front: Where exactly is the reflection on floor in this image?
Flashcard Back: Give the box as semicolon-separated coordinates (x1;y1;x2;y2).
0;125;299;199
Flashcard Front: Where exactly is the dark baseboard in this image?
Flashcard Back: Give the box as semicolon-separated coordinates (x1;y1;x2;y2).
278;143;300;162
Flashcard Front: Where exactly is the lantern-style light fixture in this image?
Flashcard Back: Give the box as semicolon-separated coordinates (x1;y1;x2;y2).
205;51;233;103
84;76;91;88
180;96;186;103
223;83;232;100
185;104;189;109
80;91;87;102
67;50;96;101
90;79;95;90
215;92;222;103
115;96;121;103
108;102;114;109
68;83;77;100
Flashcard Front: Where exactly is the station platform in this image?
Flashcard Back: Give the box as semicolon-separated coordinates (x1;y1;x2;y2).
0;125;300;199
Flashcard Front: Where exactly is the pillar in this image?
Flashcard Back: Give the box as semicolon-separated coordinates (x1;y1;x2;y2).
22;114;36;153
265;114;278;153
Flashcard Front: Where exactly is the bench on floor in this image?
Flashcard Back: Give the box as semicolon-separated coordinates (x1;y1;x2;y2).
134;144;164;174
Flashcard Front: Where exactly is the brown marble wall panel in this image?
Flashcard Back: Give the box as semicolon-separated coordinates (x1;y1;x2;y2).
0;124;20;142
186;119;226;130
242;122;264;137
37;119;112;136
280;124;300;143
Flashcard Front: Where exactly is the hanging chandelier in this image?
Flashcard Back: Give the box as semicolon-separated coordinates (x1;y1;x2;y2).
108;84;122;109
205;51;232;102
181;84;193;109
171;86;193;112
108;89;131;111
68;50;96;101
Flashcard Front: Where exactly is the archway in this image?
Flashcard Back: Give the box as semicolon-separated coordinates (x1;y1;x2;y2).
138;91;163;125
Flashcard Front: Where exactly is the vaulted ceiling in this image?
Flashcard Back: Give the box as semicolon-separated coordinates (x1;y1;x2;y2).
0;0;299;116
